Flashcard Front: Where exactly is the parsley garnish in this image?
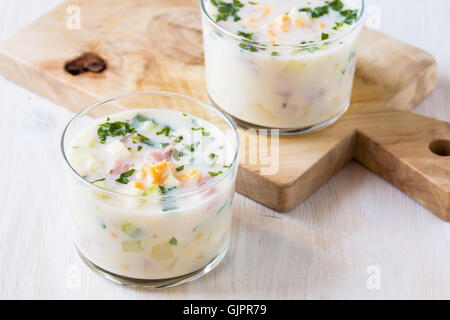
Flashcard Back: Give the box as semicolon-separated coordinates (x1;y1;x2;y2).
174;135;184;143
299;0;358;25
239;42;259;52
132;133;153;146
160;143;170;148
90;178;105;183
333;21;344;30
328;0;344;11
115;169;135;184
156;126;171;137
176;165;184;172
169;237;178;246
137;146;143;151
237;31;254;40
191;126;210;136
209;170;223;177
97;121;136;143
299;5;329;18
186;144;196;152
211;0;244;22
159;186;177;194
321;33;329;40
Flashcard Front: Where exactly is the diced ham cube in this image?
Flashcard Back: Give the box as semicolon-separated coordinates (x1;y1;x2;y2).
144;151;164;165
161;145;174;159
144;145;173;165
110;159;132;175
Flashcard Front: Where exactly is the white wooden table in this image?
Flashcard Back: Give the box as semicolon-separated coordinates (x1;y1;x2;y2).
0;0;449;299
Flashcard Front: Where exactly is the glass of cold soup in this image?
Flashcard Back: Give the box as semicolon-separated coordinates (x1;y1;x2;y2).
61;91;239;288
201;0;365;134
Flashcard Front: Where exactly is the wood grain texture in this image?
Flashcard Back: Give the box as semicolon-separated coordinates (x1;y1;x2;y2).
0;0;447;220
0;0;450;299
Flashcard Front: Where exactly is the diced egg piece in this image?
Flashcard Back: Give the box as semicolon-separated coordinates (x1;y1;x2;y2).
107;140;131;158
164;175;180;189
285;9;311;28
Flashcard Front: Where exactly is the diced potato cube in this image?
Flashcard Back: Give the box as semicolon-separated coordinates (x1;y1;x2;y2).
87;157;102;172
107;140;131;158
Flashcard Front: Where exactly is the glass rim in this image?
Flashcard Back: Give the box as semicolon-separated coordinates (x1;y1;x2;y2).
60;90;240;201
200;0;365;50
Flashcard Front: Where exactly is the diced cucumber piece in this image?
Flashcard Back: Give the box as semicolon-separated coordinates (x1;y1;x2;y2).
121;222;141;238
150;242;174;260
142;185;161;196
121;240;143;252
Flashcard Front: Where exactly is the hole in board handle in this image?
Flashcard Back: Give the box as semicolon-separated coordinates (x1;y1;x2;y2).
429;139;450;157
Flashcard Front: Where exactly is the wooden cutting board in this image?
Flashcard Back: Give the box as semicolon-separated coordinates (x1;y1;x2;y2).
0;0;449;220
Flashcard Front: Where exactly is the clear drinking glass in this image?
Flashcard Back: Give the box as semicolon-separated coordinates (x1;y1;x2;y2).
61;91;239;288
201;0;365;135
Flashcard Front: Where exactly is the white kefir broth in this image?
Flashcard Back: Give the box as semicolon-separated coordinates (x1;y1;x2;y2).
202;0;363;129
66;109;237;279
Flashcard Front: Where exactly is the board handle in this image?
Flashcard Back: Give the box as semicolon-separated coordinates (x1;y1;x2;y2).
354;107;450;221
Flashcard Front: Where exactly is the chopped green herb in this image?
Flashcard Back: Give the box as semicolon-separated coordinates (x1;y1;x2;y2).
299;5;329;18
159;186;177;194
328;0;344;11
160;143;170;148
174;135;184;143
209;170;223;177
248;0;258;4
299;1;358;25
211;0;244;22
90;178;105;184
321;33;329;40
156;126;171;137
186;144;196;152
333;21;344;30
115;169;135;184
282;102;287;108
97;120;136;143
169;237;178;246
137;146;143;151
239;42;259;52
209;153;218;160
271;51;280;56
176;165;184;172
182;113;187;117
237;31;254;40
191;126;210;136
341;9;358;24
132;133;153;146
